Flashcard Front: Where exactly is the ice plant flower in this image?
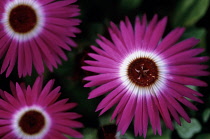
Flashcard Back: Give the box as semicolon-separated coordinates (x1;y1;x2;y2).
0;0;81;77
82;15;209;137
0;77;83;139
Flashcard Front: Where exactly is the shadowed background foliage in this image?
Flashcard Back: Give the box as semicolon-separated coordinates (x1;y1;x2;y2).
0;0;210;138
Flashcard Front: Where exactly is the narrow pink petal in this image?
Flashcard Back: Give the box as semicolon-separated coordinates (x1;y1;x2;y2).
39;87;60;107
37;80;55;103
98;34;119;50
15;83;26;105
0;110;12;118
166;81;203;102
2;131;16;139
24;86;34;106
55;119;83;128
148;17;167;51
142;96;149;138
152;96;162;135
23;42;33;76
44;0;77;9
96;38;121;59
155;28;185;53
168;64;209;76
111;92;130;120
88;80;121;99
166;56;210;65
125;16;135;43
96;84;126;111
166;87;198;110
119;18;134;51
3;91;21;108
163;92;191;123
167;104;181;125
84;60;119;69
35;36;57;68
44;129;67;139
52;125;83;138
156;93;173;130
31;77;42;104
90;45;108;57
29;39;45;75
146;94;157;134
47;101;77;113
110;22;123;41
53;112;82;120
84;73;119;87
134;16;145;48
109;29;128;56
161;37;199;58
0;119;10;125
17;42;24;77
46;17;79;27
42;29;71;51
134;94;143;136
39;0;54;5
0;126;12;136
166;74;208;86
165;48;205;62
88;53;118;65
0;35;10;59
119;95;136;135
143;14;158;46
82;66;118;74
1;39;18;77
99;91;123;116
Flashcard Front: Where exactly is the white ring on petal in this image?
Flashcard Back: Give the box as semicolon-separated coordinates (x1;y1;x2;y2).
12;105;51;139
119;50;167;96
2;0;45;42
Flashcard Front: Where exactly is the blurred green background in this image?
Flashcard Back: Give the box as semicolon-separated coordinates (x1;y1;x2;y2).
1;0;210;138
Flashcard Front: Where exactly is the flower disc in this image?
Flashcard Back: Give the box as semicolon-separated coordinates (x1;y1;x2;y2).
9;5;37;33
127;58;158;87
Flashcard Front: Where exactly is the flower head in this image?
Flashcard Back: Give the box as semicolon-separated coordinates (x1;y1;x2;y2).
0;0;81;77
0;77;83;139
82;15;209;137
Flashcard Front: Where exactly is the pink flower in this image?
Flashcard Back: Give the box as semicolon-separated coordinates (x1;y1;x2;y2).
0;0;81;77
0;77;83;139
82;15;209;137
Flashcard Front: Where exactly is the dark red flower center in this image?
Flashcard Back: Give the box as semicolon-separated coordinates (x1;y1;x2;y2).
9;5;37;33
127;58;158;87
19;110;45;134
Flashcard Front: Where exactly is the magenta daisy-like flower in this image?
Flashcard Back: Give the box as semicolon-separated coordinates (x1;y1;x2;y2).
0;77;83;139
82;15;209;137
0;0;81;77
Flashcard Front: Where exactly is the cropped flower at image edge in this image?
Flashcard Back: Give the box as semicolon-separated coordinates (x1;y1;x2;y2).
0;77;83;139
83;15;209;137
0;0;81;77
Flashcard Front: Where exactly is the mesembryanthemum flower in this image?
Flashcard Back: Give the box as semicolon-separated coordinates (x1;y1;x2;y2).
0;0;81;77
82;15;209;137
0;77;83;139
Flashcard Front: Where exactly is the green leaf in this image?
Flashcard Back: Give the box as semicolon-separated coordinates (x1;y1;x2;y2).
175;118;202;138
172;0;209;27
120;0;142;10
99;113;115;126
181;27;207;48
196;134;210;139
83;128;98;139
67;128;98;139
149;130;171;139
202;108;210;123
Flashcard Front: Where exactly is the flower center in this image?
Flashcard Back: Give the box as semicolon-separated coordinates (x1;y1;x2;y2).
18;110;45;135
9;5;37;33
127;58;158;87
